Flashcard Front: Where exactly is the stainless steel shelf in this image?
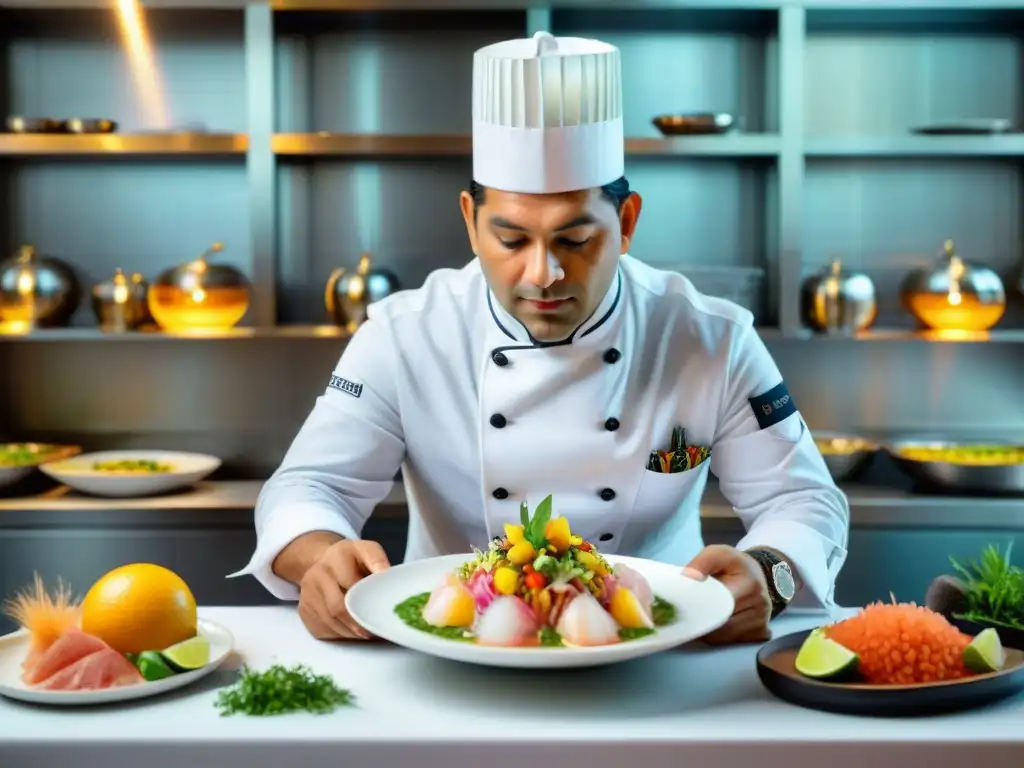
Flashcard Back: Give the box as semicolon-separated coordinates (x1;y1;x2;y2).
1;479;1021;530
273;133;781;158
805;135;1024;158
8;326;1024;343
0;326;349;342
783;328;1024;343
270;0;786;10
0;133;249;157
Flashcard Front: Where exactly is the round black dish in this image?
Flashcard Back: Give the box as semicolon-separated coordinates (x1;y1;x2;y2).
756;628;1024;717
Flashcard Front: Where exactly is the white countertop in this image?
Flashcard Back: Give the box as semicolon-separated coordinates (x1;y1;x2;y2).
1;607;1022;768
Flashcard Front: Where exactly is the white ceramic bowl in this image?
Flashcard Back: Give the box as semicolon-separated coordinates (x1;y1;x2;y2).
39;450;222;497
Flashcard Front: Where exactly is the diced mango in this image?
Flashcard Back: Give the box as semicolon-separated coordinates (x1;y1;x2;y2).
507;541;537;565
569;535;583;546
545;517;572;553
537;588;552;616
576;549;608;575
610;587;654;629
504;524;525;545
493;567;519;595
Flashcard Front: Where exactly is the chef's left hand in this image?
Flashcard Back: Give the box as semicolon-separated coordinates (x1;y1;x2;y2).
683;545;771;645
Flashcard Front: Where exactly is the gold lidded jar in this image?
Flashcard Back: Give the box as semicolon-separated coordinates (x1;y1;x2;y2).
148;242;252;333
800;258;878;334
92;268;151;332
900;240;1006;332
0;244;80;332
325;252;402;333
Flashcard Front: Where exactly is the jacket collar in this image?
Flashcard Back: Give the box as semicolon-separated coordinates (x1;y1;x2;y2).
486;267;623;349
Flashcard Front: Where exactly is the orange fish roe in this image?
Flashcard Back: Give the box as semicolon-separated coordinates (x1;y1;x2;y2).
824;601;973;685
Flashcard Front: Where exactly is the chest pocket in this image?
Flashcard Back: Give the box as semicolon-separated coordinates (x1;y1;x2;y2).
630;460;710;534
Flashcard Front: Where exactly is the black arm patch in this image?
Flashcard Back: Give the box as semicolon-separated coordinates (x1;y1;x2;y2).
329;375;363;398
748;381;796;430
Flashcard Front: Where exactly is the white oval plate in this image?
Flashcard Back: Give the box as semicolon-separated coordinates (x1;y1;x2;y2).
346;554;735;669
39;451;222;497
0;619;234;706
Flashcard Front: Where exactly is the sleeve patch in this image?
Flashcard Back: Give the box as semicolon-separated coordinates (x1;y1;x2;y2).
748;381;796;430
328;375;363;398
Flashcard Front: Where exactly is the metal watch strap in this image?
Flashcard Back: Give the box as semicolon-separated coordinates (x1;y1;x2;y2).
746;548;790;620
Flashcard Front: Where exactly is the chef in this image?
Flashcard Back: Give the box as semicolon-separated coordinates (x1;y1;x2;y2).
232;32;850;645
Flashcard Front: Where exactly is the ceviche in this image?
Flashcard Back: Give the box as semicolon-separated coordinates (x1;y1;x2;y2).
394;495;677;647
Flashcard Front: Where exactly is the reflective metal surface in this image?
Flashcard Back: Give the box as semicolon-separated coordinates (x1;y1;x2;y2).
801;258;877;334
886;439;1024;495
325;253;401;332
652;112;735;136
812;431;878;482
149;242;253;332
0;246;80;330
92;269;151;332
900;241;1006;332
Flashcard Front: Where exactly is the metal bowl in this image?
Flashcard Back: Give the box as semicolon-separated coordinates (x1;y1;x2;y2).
652;112;735;136
885;438;1024;494
813;432;878;482
0;443;81;489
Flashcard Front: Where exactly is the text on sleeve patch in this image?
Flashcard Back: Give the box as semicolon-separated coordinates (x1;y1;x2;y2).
748;381;796;430
329;375;363;398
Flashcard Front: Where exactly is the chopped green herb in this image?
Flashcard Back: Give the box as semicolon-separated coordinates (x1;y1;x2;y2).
652;596;677;626
214;664;354;716
539;626;564;647
394;592;473;641
951;543;1024;631
619;627;656;641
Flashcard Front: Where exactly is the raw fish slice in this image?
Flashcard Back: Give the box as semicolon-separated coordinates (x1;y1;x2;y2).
556;591;621;646
422;574;475;628
22;628;108;685
475;596;540;647
37;648;143;691
611;563;654;614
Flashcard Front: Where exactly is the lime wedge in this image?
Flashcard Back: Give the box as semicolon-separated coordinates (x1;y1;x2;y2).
963;627;1005;674
136;651;176;681
794;629;859;679
161;635;211;672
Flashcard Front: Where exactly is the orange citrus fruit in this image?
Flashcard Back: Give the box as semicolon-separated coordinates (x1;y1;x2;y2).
80;563;197;654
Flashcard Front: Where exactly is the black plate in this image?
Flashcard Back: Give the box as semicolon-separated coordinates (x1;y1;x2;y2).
756;628;1024;717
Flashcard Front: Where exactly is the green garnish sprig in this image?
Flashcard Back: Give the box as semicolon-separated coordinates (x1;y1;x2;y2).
519;494;553;550
950;542;1024;631
214;664;355;716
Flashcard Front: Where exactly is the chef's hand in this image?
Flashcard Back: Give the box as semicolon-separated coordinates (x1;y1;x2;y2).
298;539;390;641
683;545;772;645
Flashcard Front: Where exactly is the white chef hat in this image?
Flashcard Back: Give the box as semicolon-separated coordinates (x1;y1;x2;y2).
472;31;624;195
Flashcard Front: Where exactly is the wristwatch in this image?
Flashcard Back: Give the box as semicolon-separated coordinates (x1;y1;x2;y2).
745;548;796;619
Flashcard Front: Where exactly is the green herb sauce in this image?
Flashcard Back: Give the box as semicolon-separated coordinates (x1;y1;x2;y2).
395;591;678;646
394;592;474;641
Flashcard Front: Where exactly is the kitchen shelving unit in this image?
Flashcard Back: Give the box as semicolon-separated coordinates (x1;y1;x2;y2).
0;0;1022;490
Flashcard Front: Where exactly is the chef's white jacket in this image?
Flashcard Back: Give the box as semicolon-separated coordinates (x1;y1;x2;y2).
234;254;850;612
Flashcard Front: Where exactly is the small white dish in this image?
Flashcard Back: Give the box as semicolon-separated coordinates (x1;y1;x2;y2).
0;619;234;706
39;450;221;497
346;553;735;669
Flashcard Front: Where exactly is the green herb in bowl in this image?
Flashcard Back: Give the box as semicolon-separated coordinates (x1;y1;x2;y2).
214;664;355;716
950;543;1024;632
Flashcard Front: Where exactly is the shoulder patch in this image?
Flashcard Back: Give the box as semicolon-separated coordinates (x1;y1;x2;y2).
329;375;363;398
748;381;796;430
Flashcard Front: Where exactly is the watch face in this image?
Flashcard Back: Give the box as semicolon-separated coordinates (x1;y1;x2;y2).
772;562;796;602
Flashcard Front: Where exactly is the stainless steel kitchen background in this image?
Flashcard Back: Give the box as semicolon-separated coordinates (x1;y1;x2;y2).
1;2;1024;623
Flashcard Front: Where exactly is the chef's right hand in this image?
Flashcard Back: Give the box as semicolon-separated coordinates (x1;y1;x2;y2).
297;539;391;641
